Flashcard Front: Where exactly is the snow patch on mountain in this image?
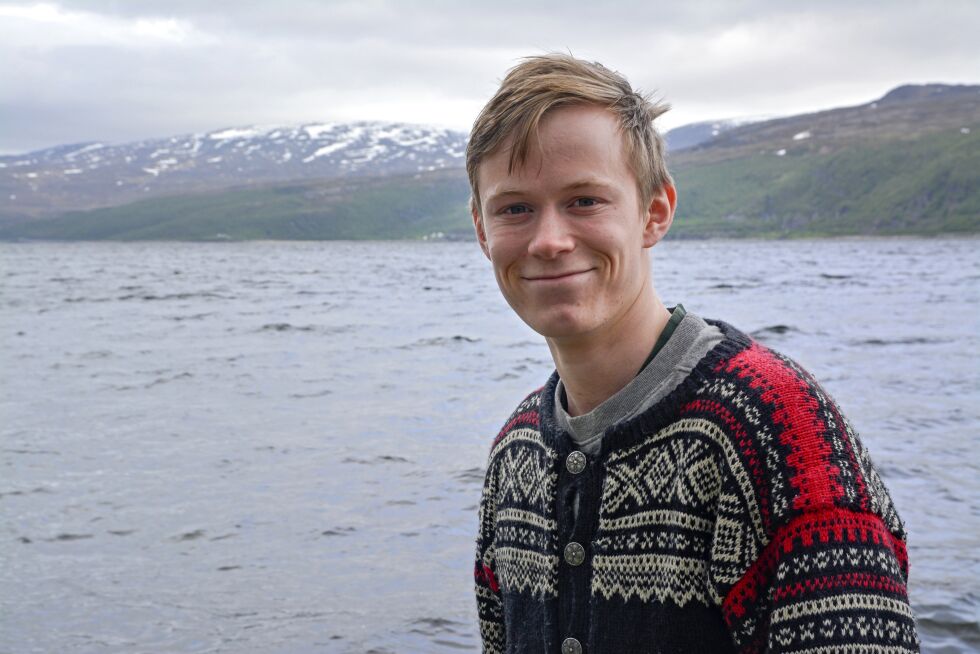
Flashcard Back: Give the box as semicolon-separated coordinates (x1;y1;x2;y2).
0;120;470;216
210;127;267;140
304;141;349;162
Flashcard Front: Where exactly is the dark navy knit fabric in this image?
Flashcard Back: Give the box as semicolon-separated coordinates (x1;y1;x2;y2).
474;321;919;654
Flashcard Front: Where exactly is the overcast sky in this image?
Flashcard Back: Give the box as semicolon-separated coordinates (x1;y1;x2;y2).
2;0;978;154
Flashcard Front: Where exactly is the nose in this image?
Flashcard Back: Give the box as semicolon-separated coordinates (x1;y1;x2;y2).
527;207;575;259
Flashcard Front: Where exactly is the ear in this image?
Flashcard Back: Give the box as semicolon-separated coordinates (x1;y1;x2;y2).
471;198;491;260
641;183;676;248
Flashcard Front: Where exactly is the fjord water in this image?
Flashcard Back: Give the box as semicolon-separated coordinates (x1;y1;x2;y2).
2;238;978;653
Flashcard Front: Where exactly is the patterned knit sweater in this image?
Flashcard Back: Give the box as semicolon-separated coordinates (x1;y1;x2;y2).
474;320;919;654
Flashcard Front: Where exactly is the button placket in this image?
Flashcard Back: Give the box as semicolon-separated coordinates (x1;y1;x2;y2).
558;444;595;654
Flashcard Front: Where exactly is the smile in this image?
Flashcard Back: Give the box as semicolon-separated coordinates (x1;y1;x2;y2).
522;269;594;282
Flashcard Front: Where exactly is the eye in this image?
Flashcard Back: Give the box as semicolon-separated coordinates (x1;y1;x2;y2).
500;204;531;216
572;197;599;208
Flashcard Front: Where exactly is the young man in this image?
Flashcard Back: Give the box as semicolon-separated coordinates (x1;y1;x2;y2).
467;55;919;654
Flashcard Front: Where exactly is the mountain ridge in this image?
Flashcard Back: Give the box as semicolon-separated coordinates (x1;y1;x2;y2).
2;83;977;240
0;121;466;221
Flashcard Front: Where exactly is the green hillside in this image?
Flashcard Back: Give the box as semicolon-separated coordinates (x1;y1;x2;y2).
1;169;472;241
670;125;980;237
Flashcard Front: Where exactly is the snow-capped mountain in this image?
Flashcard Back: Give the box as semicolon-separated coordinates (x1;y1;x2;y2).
0;121;467;218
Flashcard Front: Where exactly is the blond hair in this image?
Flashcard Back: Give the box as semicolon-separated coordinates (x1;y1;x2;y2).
466;53;672;216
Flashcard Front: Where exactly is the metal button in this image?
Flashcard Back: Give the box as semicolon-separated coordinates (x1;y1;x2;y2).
561;637;583;654
564;541;586;566
566;450;587;474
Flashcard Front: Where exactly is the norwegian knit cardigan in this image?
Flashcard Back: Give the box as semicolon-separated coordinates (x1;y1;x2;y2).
474;320;919;654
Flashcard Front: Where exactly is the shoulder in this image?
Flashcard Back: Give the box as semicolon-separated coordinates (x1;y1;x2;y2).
694;323;904;538
486;379;552;463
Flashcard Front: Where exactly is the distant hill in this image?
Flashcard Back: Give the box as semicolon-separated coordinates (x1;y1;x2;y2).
667;83;980;236
663;118;762;151
1;83;977;240
2;169;470;241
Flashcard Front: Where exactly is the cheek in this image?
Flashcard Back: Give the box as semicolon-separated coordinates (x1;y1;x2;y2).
597;233;642;280
486;233;523;270
486;244;517;287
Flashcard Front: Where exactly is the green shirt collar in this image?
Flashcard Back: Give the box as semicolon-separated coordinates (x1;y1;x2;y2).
637;304;686;376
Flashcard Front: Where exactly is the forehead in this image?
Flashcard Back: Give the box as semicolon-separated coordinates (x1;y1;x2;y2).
477;105;632;198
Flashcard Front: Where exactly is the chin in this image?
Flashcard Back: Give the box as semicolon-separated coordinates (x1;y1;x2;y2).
522;310;597;340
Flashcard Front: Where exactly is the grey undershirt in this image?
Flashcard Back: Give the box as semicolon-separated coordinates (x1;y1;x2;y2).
554;311;724;456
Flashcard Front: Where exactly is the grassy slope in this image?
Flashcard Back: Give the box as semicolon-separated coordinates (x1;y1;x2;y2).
1;170;473;241
671;126;980;237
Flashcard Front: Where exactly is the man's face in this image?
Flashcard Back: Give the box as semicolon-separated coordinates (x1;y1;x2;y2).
473;104;674;342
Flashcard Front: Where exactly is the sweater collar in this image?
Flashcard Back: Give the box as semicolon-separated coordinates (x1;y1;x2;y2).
537;319;754;458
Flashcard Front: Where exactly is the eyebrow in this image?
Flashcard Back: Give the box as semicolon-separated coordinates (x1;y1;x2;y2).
484;189;525;204
484;178;615;205
563;179;615;192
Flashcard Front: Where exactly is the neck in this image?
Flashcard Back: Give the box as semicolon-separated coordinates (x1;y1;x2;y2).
547;279;670;417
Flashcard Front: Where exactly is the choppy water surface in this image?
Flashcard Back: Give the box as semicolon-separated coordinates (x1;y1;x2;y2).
2;238;978;653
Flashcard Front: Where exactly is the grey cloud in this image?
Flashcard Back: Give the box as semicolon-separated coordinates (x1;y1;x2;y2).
2;0;978;153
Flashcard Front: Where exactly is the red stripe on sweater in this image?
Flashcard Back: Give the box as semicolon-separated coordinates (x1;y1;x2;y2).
722;508;908;623
720;343;844;511
492;410;540;447
772;572;908;602
474;561;500;593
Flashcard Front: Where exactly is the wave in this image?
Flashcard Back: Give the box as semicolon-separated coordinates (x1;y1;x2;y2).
751;324;797;338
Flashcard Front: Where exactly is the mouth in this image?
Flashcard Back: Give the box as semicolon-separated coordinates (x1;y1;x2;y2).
522;269;594;282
